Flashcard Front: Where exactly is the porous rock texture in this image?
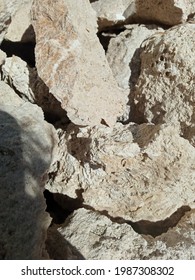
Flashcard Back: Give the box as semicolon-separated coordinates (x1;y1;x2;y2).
106;24;164;90
0;81;57;259
0;0;194;260
46;208;195;260
46;122;195;222
32;0;126;126
131;23;195;145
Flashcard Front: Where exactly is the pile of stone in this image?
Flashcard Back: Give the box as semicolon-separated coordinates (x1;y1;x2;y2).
0;0;194;259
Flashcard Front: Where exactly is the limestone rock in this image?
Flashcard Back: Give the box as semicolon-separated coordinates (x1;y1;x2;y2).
106;24;164;90
47;122;195;222
5;0;35;43
0;49;6;65
124;0;195;26
131;23;195;145
47;208;195;259
91;0;135;31
1;55;67;121
0;81;57;259
32;0;126;126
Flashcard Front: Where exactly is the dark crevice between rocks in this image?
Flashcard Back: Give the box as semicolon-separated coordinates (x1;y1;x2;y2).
44;187;191;238
0;39;35;67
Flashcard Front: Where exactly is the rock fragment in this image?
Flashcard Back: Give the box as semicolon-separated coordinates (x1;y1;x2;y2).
0;81;57;259
31;0;126;126
47;208;195;259
131;23;195;145
47;122;195;222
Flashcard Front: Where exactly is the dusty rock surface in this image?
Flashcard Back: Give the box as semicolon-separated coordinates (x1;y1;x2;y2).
47;122;195;222
131;23;195;145
0;81;57;259
46;208;195;260
106;24;164;90
0;0;194;260
5;0;34;43
32;0;126;126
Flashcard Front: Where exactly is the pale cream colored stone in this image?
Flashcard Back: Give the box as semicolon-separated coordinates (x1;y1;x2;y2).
5;0;35;43
0;81;57;259
47;208;195;259
1;55;66;120
32;0;126;127
0;49;6;65
132;23;195;145
107;24;164;90
47;122;195;222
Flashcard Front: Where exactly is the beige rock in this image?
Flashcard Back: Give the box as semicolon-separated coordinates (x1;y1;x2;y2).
0;81;57;259
124;0;195;26
47;122;195;222
91;0;135;30
32;0;126;126
0;49;6;65
5;0;35;43
107;24;164;90
47;208;195;259
1;55;66;121
132;23;195;145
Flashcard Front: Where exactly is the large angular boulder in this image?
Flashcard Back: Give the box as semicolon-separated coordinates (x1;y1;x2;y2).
31;0;126;126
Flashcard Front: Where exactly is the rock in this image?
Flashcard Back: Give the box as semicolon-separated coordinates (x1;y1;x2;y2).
106;24;164;90
5;0;35;43
131;23;195;145
91;0;195;30
91;0;135;31
125;0;195;26
0;49;6;65
46;208;195;259
31;0;126;126
46;122;195;222
0;81;57;259
1;55;67;122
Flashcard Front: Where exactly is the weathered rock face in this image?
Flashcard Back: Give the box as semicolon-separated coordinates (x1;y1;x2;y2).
1;55;67;121
0;81;57;259
0;49;6;65
106;24;164;90
47;122;195;222
32;0;126;127
5;0;35;43
92;0;195;30
91;0;135;31
0;0;32;44
131;23;195;145
46;208;195;260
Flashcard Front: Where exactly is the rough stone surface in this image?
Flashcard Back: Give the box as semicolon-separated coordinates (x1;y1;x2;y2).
5;0;35;43
106;24;164;90
0;0;32;44
1;55;67;121
91;0;135;30
46;208;195;260
0;49;6;65
47;122;195;222
125;0;195;26
0;81;57;259
131;23;195;145
32;0;126;126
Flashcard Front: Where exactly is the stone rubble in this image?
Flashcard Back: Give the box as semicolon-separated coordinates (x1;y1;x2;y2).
0;81;57;259
0;0;194;260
